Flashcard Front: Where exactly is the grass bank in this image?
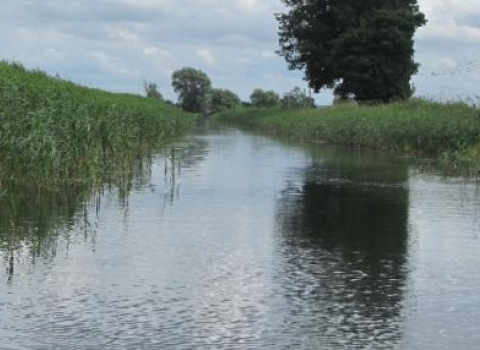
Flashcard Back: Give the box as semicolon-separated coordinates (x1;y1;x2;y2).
215;99;480;174
0;61;195;189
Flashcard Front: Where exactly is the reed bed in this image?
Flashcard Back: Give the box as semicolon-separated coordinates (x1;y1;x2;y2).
215;99;480;162
0;61;195;189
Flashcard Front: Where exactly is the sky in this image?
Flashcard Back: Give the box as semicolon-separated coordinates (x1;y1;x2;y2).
0;0;479;105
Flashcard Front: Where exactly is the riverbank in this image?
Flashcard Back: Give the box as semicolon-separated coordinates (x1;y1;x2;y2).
215;99;480;175
0;61;195;189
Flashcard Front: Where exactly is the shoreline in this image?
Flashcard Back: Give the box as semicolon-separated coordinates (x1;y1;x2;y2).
214;100;480;177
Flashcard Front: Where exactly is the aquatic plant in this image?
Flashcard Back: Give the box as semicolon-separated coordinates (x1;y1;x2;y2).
0;61;196;189
215;99;480;171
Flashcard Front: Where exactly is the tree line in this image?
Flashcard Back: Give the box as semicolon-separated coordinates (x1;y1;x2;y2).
146;0;426;110
144;67;315;114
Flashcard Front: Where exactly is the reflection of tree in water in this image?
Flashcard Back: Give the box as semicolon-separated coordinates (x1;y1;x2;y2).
0;138;210;284
274;154;410;348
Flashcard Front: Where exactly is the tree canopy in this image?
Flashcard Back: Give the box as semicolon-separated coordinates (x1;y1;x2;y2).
250;88;280;107
144;81;163;100
282;87;315;108
172;67;211;113
209;88;241;114
276;0;426;103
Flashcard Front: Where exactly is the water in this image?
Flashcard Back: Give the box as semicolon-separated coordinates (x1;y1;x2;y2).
1;124;480;349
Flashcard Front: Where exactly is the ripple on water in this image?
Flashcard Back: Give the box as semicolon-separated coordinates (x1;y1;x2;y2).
2;128;480;349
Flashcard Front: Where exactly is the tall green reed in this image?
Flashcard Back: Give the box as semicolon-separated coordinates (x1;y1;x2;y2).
0;61;196;189
215;99;480;160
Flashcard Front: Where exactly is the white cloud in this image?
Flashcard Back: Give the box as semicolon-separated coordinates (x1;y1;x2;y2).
87;50;137;76
0;0;477;104
260;50;276;59
107;27;142;44
413;0;480;98
143;46;172;59
420;0;480;19
41;48;65;61
418;20;480;44
196;48;215;64
110;0;168;7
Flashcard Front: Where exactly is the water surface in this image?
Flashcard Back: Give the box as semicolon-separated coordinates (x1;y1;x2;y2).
1;124;480;349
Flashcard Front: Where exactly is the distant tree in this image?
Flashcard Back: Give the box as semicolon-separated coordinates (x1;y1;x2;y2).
276;0;426;103
333;92;356;106
282;87;315;108
209;88;241;114
171;67;212;113
250;89;280;107
144;81;163;100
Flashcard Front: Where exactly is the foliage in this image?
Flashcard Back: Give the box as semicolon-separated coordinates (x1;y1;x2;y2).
209;88;241;114
250;88;280;107
144;81;164;100
282;87;315;108
276;0;427;103
0;61;195;189
171;67;212;113
215;99;480;160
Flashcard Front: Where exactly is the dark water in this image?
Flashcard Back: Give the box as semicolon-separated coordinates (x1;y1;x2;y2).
1;125;480;349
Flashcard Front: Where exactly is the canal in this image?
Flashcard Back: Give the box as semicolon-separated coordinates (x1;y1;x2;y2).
1;124;480;349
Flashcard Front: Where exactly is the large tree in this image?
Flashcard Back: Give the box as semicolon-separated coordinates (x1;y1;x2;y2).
276;0;426;103
171;67;211;113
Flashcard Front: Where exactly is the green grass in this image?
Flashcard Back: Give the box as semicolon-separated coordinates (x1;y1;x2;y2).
0;61;196;189
215;99;480;163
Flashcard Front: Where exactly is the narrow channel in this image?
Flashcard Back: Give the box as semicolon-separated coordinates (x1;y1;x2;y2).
1;123;480;349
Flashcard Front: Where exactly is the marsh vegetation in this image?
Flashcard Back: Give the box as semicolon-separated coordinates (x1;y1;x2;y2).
215;99;480;175
0;61;195;190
